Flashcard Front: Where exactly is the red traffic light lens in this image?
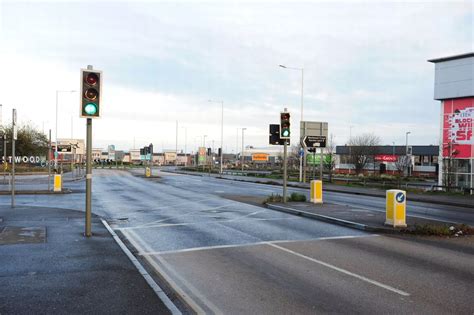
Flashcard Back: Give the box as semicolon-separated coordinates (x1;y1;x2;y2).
85;73;99;85
84;88;98;100
281;113;290;120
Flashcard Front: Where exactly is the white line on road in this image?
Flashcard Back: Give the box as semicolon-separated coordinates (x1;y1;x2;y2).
101;220;182;315
138;234;379;256
115;216;299;231
267;242;410;297
125;229;222;315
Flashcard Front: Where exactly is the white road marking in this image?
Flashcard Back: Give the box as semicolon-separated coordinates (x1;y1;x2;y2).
115;216;299;231
138;234;379;256
267;242;410;297
124;229;222;315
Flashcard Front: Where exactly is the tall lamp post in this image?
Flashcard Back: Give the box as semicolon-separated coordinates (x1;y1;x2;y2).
208;100;224;174
405;131;411;176
55;90;76;171
241;128;247;172
279;64;304;182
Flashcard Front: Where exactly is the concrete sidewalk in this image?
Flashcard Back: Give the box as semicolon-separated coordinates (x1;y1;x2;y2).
167;170;474;208
266;202;469;233
0;206;178;314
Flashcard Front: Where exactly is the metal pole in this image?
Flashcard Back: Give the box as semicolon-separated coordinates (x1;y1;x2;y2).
283;140;288;203
301;68;305;183
11;109;16;208
85;65;93;237
220;101;224;174
55;91;58;171
85;118;92;237
319;147;323;181
406;131;410;176
48;130;51;191
175;120;178;166
3;134;6;184
241;128;246;172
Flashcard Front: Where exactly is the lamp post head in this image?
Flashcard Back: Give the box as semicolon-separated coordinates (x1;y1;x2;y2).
279;65;287;68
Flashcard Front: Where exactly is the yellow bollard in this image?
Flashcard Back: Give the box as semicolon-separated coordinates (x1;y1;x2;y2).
145;167;151;178
53;174;62;192
385;189;407;227
310;180;323;204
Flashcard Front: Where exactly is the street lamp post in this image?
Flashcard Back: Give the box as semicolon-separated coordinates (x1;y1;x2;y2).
241;128;246;172
406;131;411;176
208;100;224;174
349;125;354;174
279;64;304;182
55;90;76;171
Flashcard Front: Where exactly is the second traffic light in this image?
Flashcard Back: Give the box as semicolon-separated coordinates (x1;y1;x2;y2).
80;69;102;118
280;111;290;139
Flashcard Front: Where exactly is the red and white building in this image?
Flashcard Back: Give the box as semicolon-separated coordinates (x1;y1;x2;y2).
429;52;474;190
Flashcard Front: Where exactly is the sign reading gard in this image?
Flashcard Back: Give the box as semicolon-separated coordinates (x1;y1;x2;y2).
252;153;269;162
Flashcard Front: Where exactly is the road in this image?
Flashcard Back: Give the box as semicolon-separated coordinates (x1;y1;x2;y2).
1;169;473;314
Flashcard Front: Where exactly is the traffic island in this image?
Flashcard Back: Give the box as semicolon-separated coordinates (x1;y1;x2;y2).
265;202;473;236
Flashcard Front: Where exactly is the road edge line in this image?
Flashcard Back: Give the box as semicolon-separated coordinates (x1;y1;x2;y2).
100;219;182;315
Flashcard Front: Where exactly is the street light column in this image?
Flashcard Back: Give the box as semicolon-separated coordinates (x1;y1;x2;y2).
241;128;246;172
279;64;304;182
220;101;224;174
406;131;411;176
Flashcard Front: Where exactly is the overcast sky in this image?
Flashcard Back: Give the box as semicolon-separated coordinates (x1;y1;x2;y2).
0;0;472;152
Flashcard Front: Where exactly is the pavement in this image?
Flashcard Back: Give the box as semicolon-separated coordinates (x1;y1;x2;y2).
168;169;474;208
0;205;178;314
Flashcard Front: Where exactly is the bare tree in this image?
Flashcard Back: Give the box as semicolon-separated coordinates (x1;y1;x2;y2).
395;155;411;187
348;133;381;174
324;134;336;182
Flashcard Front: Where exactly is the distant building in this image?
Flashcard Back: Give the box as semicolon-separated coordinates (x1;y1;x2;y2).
335;145;439;178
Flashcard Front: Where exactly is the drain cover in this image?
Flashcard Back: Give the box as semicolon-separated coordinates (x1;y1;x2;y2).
0;226;46;245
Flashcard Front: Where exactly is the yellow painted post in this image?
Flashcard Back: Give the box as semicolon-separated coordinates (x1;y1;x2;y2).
310;180;323;204
145;167;151;178
53;174;62;192
385;189;406;227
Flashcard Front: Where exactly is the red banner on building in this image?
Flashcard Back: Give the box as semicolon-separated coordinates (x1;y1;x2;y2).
375;155;397;162
442;97;474;159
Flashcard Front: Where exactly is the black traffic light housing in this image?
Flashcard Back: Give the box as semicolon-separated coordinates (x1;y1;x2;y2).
269;124;289;145
80;69;102;118
280;112;290;139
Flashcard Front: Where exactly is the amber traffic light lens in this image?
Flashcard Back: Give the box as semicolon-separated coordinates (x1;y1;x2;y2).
84;88;98;100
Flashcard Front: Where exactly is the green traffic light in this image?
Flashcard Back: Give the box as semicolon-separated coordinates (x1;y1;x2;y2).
282;129;290;137
84;103;98;115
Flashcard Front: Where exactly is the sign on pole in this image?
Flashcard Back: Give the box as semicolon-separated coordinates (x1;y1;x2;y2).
303;135;327;151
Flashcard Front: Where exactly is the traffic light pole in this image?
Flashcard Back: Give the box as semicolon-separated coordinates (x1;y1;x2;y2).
85;117;92;237
283;140;288;203
11;109;16;208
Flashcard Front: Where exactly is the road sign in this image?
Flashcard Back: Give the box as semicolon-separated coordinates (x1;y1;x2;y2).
303;135;326;150
396;192;405;203
299;148;304;157
300;121;328;139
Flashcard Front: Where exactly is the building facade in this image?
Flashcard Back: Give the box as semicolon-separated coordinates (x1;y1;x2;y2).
429;52;474;189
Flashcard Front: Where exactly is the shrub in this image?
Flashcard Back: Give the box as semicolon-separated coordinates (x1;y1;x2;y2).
289;192;306;202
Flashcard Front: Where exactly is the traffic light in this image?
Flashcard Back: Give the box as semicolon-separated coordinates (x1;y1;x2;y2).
80;69;102;118
280;112;290;139
218;148;222;157
207;148;212;156
269;124;290;145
